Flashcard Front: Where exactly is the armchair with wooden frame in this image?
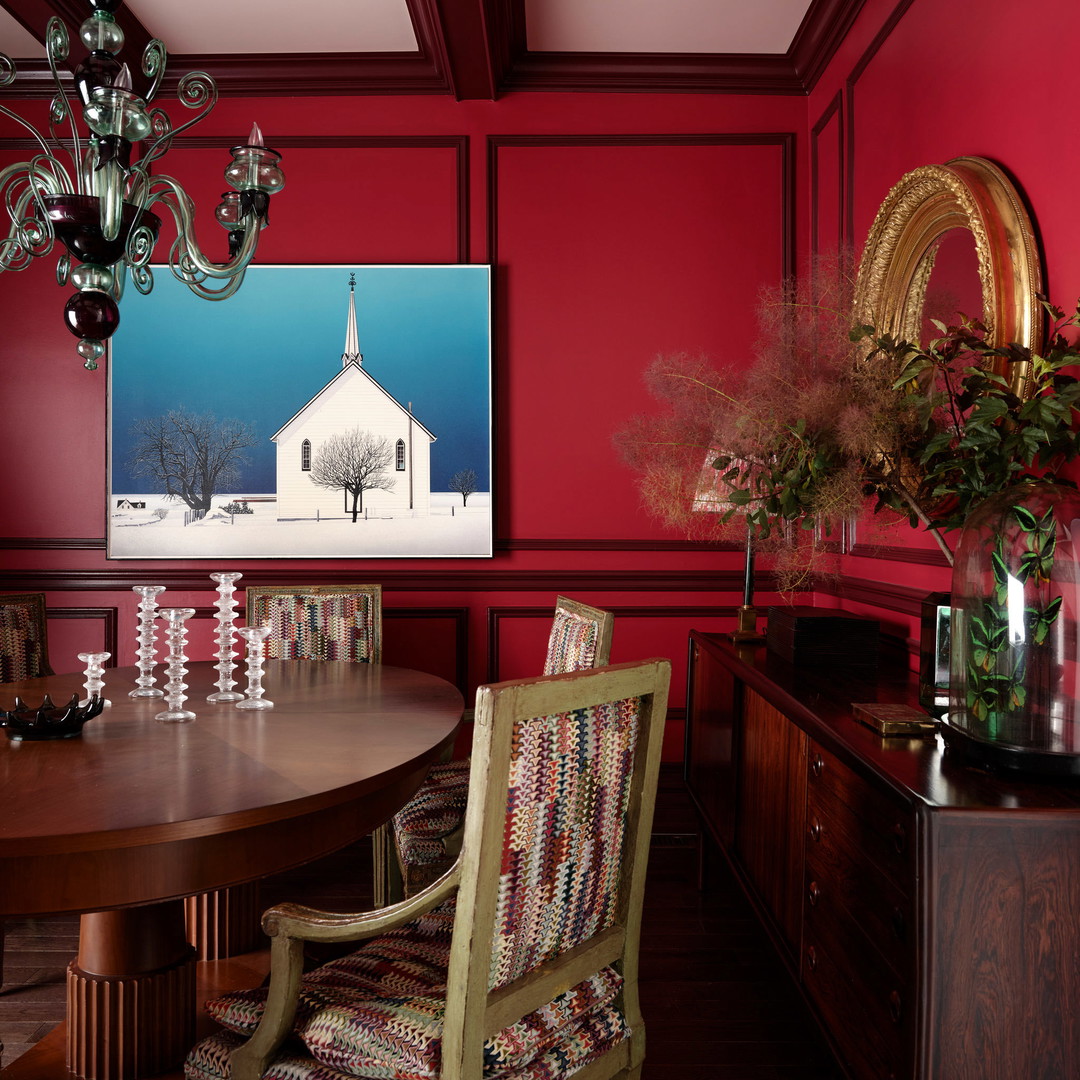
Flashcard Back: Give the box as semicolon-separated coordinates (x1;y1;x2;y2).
389;595;615;899
185;657;671;1080
0;592;52;995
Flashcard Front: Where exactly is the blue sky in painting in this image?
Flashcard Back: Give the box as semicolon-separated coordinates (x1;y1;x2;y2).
109;264;491;493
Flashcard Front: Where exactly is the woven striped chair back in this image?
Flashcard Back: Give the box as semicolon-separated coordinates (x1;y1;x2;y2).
245;585;382;664
0;593;52;683
543;595;614;675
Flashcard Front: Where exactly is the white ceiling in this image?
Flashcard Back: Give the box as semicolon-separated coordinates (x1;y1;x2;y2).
0;0;812;61
0;0;837;97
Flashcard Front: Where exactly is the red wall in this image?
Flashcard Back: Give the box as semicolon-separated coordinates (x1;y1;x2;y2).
4;0;1065;753
0;91;801;759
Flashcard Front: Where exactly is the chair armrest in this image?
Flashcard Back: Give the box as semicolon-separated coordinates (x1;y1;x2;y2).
230;868;460;1080
262;867;460;943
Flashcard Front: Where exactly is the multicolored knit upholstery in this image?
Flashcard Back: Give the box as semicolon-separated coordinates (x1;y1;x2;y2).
541;609;602;676
0;596;50;684
392;760;472;894
392;598;614;900
186;900;628;1080
489;695;640;990
250;592;379;664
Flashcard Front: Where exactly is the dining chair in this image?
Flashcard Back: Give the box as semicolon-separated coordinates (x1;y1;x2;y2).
186;586;386;960
389;595;615;899
0;592;52;990
0;592;53;684
184;656;671;1080
245;584;383;664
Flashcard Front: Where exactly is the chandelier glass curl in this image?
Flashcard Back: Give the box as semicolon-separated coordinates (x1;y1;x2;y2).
0;0;285;369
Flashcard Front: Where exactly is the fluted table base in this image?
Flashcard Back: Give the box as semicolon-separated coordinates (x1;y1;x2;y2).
66;904;196;1080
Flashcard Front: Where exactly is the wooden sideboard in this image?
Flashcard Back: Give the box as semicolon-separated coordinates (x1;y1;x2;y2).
685;631;1080;1080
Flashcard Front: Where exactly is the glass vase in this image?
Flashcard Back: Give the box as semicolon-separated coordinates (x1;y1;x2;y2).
946;480;1080;775
236;625;274;710
130;585;166;698
207;572;244;702
78;651;112;707
156;608;197;724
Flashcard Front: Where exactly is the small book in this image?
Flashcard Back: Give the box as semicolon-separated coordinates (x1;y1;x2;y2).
851;701;938;737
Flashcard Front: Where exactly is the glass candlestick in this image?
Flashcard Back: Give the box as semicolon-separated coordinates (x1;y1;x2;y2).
207;572;244;702
78;651;112;707
130;585;166;697
156;608;197;723
235;625;274;710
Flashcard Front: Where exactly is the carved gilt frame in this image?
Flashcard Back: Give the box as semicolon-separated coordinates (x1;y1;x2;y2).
853;156;1043;400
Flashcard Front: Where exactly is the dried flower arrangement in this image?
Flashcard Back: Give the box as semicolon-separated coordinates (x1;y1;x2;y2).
616;267;1080;590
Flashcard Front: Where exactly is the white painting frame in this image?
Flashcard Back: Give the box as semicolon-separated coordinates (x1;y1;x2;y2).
107;264;492;559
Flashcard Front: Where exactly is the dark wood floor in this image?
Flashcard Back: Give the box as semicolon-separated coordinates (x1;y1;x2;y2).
0;767;843;1078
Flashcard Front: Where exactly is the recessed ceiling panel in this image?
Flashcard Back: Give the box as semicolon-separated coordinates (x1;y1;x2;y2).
524;0;813;54
126;0;417;55
0;8;43;60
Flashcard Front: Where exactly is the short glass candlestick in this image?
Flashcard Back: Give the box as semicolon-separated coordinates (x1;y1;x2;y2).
130;585;166;698
156;608;197;723
235;625;274;710
78;651;112;707
207;572;244;702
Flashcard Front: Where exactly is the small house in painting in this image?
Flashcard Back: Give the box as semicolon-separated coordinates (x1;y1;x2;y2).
271;276;436;521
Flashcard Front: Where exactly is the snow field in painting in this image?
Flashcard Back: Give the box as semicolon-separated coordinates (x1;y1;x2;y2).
109;492;491;559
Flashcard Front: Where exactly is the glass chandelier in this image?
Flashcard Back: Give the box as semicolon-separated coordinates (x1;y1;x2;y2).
0;0;285;369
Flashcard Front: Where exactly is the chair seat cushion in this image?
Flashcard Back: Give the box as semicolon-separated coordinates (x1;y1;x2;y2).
189;902;628;1080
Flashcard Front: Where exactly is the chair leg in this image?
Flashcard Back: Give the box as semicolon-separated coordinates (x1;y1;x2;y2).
372;824;404;907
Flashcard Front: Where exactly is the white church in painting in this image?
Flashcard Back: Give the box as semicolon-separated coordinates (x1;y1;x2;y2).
271;276;436;520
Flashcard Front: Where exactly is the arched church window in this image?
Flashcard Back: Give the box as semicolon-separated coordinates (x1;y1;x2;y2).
301;439;311;471
396;439;406;471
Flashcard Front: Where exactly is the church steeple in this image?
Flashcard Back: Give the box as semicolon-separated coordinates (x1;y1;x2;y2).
342;272;362;368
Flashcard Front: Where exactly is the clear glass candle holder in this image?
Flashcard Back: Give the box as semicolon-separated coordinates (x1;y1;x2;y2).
156;608;197;723
130;585;166;698
78;651;111;707
207;572;244;702
236;625;273;710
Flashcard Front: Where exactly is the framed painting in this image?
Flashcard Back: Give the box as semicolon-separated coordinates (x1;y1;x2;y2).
108;264;492;559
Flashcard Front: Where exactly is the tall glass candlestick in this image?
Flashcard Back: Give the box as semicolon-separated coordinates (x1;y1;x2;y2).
130;585;166;697
207;572;244;702
236;625;274;710
156;608;197;723
78;651;112;707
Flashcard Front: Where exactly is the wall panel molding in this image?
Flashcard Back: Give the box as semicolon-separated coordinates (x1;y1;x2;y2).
48;605;120;661
385;606;469;691
810;90;844;255
0;569;778;594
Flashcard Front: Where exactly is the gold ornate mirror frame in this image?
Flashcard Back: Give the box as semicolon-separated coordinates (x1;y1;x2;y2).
853;156;1043;400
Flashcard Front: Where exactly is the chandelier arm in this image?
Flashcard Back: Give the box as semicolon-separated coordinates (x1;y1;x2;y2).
142;38;167;104
183;271;246;302
140;72;217;166
43;17;82;194
145;174;262;280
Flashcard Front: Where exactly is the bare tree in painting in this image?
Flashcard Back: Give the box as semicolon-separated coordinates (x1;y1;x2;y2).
309;428;396;522
448;468;479;507
128;409;258;515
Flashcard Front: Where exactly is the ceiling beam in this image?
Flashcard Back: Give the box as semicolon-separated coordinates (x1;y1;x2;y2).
409;0;500;100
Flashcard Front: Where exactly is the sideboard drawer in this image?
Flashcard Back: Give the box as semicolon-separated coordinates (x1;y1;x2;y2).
805;794;914;981
807;740;915;894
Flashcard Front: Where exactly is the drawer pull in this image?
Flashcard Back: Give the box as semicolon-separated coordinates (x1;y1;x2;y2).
806;945;817;972
889;990;902;1024
891;906;906;942
808;817;823;842
890;821;907;854
808;880;822;907
811;754;825;779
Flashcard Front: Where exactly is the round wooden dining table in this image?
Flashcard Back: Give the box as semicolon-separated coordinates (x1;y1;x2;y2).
0;660;463;1080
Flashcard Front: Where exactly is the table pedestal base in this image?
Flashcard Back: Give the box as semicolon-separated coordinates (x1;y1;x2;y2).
66;904;197;1080
185;884;263;960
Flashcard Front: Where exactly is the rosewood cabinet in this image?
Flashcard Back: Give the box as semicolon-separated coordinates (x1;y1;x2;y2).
685;631;1080;1080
